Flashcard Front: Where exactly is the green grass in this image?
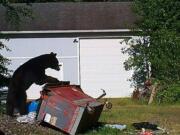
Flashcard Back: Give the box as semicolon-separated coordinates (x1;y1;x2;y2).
84;98;180;135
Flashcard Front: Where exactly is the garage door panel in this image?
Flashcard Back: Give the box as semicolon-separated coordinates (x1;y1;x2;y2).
81;56;124;61
80;49;122;55
80;39;133;98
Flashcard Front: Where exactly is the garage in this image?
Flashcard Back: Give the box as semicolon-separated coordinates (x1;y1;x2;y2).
0;2;137;99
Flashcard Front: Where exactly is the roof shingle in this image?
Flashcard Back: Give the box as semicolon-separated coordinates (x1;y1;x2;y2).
0;2;137;31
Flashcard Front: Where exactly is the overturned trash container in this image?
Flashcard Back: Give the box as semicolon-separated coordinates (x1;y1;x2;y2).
37;83;104;135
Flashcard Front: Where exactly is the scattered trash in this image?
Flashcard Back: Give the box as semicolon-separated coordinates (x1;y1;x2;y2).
16;100;39;124
133;122;169;135
153;129;169;135
132;122;158;130
139;128;153;135
28;100;39;113
105;124;127;130
16;112;36;124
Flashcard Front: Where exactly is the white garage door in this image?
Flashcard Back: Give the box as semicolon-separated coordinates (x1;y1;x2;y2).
80;38;134;98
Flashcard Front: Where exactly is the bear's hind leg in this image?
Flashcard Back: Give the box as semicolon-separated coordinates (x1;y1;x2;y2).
6;101;14;116
6;89;16;116
17;92;27;115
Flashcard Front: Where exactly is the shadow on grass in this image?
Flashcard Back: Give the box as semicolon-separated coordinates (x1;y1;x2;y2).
80;122;130;135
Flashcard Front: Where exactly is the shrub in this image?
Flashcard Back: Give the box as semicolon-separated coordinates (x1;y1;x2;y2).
156;83;180;104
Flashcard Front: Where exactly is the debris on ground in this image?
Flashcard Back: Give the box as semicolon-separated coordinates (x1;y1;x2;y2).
139;128;153;135
104;124;127;130
16;100;39;124
16;112;37;124
0;114;64;135
133;122;169;135
133;122;158;130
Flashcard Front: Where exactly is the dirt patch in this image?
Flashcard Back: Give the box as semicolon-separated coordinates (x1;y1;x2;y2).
0;114;64;135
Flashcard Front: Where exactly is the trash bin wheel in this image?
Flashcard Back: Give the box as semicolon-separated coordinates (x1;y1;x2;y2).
105;102;112;109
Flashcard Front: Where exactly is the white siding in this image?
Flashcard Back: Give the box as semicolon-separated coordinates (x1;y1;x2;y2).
80;38;133;98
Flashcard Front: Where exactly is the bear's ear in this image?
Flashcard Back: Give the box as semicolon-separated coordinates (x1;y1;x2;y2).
50;52;57;56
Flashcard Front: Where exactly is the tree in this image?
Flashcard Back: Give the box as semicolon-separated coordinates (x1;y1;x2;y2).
123;0;180;102
0;39;10;87
0;1;32;87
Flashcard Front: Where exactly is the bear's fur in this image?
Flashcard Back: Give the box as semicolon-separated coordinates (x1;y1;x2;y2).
6;52;60;116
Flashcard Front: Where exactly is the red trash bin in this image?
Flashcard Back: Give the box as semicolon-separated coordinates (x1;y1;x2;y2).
37;84;104;135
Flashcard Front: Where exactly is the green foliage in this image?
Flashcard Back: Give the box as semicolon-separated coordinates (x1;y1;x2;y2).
1;0;33;29
124;0;180;84
123;37;151;87
156;83;180;103
0;39;11;87
149;30;180;83
123;0;180;102
6;6;32;30
0;41;10;75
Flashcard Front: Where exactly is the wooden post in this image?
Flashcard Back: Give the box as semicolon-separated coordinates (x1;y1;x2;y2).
148;83;158;104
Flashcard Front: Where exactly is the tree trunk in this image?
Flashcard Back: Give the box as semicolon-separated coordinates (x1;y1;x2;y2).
148;83;158;104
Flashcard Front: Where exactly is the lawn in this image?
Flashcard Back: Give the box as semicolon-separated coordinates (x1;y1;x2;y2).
85;98;180;135
0;98;180;135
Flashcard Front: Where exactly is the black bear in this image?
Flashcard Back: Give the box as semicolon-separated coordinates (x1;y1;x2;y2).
6;52;60;116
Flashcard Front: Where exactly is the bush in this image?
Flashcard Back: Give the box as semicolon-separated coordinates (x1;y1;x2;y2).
156;83;180;104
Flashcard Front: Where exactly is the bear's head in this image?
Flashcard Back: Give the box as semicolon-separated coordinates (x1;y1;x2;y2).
47;52;60;71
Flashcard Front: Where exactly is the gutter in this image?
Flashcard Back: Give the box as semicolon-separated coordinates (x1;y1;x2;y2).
0;29;136;38
0;29;131;34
